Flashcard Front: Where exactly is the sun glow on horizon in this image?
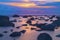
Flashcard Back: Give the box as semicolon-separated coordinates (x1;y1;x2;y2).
0;2;56;8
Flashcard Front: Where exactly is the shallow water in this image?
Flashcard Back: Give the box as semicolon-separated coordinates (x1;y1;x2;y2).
0;16;60;40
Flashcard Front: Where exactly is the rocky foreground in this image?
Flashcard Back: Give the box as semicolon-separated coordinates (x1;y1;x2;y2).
0;15;60;40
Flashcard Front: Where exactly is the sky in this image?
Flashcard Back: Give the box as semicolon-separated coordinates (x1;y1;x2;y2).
0;0;60;2
0;0;60;16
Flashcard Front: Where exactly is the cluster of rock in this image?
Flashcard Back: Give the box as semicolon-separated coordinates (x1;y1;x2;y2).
11;15;60;31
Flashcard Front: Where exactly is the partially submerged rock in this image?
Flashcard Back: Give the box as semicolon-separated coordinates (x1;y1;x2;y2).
10;29;13;32
3;31;8;33
0;15;14;27
0;33;4;37
20;30;26;34
31;28;36;30
37;33;52;40
16;26;20;29
23;15;28;18
9;32;21;37
22;24;27;26
56;34;60;37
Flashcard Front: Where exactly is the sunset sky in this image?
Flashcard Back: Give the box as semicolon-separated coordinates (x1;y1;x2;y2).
0;0;60;16
0;0;60;2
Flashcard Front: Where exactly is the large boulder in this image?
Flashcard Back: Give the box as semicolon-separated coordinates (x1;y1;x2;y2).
37;33;52;40
0;15;14;27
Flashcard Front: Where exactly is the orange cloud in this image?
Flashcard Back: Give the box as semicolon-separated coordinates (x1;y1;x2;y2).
0;2;56;8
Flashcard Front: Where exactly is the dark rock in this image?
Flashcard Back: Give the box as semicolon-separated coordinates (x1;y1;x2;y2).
22;24;27;26
49;15;56;19
10;29;13;32
35;23;55;31
3;31;8;33
23;16;28;18
56;34;60;37
35;30;42;31
31;28;36;30
12;15;19;17
35;18;38;19
30;17;35;20
0;15;14;27
40;17;45;20
27;15;32;17
37;33;52;40
29;24;36;26
41;24;55;31
55;27;58;29
52;19;60;27
0;33;3;37
45;19;49;21
26;20;32;25
50;20;53;22
56;16;60;20
9;32;21;37
16;27;20;29
20;30;26;34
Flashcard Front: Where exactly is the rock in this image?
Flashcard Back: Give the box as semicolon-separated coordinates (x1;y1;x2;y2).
41;24;55;31
10;29;13;32
37;33;52;40
0;15;14;27
35;23;55;31
56;34;60;37
49;15;56;19
0;33;4;37
12;15;19;17
20;30;26;34
26;20;32;25
35;18;38;19
45;19;49;21
31;28;36;30
16;27;20;29
23;16;28;18
52;19;60;27
22;24;27;26
40;17;45;20
9;32;21;37
30;17;35;20
3;31;8;33
35;30;42;31
50;20;53;22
